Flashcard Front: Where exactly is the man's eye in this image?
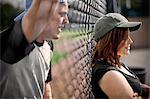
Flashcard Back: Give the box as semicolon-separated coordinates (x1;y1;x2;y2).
59;12;67;17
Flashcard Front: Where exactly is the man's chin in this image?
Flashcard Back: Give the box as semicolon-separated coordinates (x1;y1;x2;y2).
53;34;60;39
46;34;60;40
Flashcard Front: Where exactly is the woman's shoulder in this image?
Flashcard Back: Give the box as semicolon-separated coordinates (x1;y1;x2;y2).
92;60;117;81
102;70;126;81
92;60;116;73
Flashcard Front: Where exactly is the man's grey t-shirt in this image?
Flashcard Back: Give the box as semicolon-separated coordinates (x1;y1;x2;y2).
0;21;53;99
0;41;53;99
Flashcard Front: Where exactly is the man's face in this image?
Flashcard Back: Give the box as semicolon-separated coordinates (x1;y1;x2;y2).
42;0;69;40
43;0;69;39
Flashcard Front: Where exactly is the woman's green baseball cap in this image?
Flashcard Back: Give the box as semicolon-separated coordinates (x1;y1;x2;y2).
94;13;142;42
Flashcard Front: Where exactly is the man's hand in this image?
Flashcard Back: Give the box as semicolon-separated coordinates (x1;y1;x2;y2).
22;0;54;42
43;82;52;99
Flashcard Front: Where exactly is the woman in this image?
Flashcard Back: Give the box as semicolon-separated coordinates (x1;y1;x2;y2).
91;13;150;99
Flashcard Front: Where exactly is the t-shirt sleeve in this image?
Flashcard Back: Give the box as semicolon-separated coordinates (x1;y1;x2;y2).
45;65;52;83
45;40;53;82
0;20;29;64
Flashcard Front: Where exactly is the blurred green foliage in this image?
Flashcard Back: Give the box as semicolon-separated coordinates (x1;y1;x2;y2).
0;3;23;31
52;51;68;66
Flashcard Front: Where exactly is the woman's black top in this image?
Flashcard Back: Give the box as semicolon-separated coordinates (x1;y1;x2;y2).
91;60;142;98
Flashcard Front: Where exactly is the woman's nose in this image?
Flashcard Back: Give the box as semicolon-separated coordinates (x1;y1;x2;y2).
128;36;133;44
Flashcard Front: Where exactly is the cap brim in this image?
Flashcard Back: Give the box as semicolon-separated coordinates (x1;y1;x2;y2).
117;22;142;32
14;11;26;21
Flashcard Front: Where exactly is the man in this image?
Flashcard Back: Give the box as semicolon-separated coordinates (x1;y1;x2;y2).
0;0;69;98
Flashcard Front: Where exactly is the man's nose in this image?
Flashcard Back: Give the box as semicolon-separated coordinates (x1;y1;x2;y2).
63;14;69;24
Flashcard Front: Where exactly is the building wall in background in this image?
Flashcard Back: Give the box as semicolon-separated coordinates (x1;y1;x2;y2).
128;17;150;49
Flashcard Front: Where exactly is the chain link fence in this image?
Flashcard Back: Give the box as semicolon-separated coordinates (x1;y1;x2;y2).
51;0;108;98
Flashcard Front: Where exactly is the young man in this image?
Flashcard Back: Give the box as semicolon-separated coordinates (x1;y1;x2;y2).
0;0;69;98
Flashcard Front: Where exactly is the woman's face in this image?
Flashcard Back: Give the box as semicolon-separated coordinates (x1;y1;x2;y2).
117;30;133;57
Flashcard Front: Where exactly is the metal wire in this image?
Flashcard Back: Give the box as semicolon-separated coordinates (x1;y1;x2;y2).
51;0;107;98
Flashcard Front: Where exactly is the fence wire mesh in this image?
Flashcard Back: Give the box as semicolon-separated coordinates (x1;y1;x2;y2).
51;0;107;98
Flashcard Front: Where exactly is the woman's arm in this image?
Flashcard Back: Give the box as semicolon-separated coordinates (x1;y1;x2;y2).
141;84;150;98
99;70;141;99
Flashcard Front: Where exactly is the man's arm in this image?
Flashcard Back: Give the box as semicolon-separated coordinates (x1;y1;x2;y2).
22;0;54;42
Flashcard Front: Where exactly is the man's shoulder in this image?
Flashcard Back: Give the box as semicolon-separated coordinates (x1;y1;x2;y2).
0;22;15;41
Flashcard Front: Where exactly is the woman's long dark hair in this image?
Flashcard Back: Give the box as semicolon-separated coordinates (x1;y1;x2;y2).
92;28;128;67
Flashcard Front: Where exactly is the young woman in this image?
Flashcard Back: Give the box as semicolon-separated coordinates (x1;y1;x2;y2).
91;13;150;99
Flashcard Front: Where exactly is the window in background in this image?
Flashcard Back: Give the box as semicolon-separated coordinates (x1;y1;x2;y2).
117;0;149;17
